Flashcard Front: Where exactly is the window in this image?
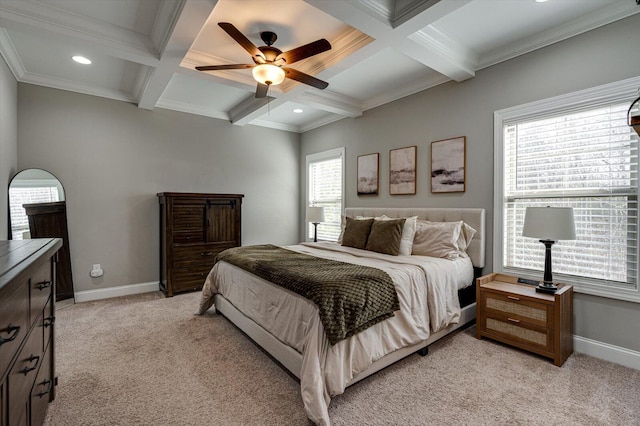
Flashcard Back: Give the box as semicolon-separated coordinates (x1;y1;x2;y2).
306;147;345;242
494;77;639;302
9;185;61;240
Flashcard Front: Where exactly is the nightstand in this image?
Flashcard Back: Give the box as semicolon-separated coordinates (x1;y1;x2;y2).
476;273;573;366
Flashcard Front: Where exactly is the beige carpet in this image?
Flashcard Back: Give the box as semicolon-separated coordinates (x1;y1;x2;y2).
44;291;640;426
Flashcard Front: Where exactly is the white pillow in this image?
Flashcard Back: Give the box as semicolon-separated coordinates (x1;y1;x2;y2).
459;222;477;254
412;220;463;259
377;215;417;255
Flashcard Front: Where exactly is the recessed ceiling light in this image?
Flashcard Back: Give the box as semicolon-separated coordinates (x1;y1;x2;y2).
293;108;304;114
535;0;549;3
72;55;92;65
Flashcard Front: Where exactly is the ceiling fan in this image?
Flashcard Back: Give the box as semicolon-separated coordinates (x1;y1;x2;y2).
196;22;332;98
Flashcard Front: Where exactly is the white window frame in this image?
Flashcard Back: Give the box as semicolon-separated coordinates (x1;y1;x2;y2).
494;76;640;303
305;147;345;242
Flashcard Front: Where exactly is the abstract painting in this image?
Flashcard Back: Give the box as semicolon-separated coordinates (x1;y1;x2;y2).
389;146;416;195
357;153;379;196
431;136;466;193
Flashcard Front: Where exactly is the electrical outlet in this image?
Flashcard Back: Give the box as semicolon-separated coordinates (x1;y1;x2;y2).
90;264;104;278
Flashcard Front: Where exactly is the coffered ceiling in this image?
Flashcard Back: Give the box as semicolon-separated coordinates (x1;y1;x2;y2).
1;0;638;133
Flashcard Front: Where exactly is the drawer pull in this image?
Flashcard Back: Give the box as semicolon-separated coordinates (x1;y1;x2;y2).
36;280;52;290
20;354;40;375
507;317;520;324
200;252;214;257
200;273;206;277
44;316;56;328
0;324;20;345
507;296;520;301
35;379;53;398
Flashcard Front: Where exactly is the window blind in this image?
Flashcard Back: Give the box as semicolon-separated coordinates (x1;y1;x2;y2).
307;149;344;242
9;186;60;240
503;102;638;288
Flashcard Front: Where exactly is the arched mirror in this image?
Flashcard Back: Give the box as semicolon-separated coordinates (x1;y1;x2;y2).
9;169;74;301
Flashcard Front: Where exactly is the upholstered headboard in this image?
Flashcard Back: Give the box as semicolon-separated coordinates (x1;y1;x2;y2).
344;207;486;269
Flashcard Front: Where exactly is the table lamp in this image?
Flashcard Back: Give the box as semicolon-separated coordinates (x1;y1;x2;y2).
522;206;576;294
306;206;325;242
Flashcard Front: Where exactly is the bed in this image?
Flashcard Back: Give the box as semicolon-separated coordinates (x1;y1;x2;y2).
197;207;485;425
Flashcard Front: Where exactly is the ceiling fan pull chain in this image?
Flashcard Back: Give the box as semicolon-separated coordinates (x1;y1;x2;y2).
267;85;271;115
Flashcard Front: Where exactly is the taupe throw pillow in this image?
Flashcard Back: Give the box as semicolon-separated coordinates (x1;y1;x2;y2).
365;218;406;255
342;217;374;249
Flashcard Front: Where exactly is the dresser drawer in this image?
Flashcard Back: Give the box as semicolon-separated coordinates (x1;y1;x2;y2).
483;291;550;328
43;298;54;353
0;283;29;377
30;260;53;323
171;266;212;292
172;244;234;269
8;322;43;423
30;344;53;426
173;230;206;244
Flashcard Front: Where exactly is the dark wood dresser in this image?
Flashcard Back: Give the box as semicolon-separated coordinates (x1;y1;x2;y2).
158;193;243;297
1;238;62;426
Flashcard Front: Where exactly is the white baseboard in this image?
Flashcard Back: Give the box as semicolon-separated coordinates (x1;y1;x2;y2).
74;281;160;303
574;335;640;371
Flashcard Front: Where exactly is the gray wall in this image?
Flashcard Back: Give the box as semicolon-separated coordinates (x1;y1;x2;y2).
18;85;300;293
0;55;18;240
300;14;640;352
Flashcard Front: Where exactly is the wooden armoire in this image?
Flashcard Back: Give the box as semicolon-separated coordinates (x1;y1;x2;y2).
23;201;74;301
158;193;243;297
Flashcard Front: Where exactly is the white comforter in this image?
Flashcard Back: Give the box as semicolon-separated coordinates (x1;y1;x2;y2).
197;242;473;425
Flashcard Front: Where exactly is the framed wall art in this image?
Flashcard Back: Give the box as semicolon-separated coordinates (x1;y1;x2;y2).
389;146;416;195
431;136;466;193
357;153;379;196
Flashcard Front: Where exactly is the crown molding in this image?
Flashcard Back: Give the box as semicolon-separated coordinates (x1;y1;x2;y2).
0;28;25;80
478;1;640;70
155;98;230;122
20;71;135;103
299;114;349;133
362;72;450;111
248;118;300;134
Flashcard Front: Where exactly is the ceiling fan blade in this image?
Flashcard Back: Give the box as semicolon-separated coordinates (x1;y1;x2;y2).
277;39;331;65
282;67;329;90
255;83;269;98
218;22;265;61
195;64;255;71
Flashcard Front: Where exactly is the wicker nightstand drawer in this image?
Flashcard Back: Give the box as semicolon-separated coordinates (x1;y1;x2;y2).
485;316;550;350
486;293;546;320
476;273;573;366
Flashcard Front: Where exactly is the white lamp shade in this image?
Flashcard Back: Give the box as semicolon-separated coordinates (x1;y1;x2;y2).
522;207;576;241
252;64;285;86
306;206;325;223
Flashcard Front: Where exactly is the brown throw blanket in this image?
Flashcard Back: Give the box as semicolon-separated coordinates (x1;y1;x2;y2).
215;244;400;345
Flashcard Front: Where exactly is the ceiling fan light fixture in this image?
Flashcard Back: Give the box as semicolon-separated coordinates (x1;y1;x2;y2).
252;64;285;86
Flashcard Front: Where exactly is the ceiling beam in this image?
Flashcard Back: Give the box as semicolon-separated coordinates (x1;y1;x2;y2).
297;91;363;118
228;95;274;124
304;0;475;82
403;26;476;82
0;0;160;66
137;0;218;110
